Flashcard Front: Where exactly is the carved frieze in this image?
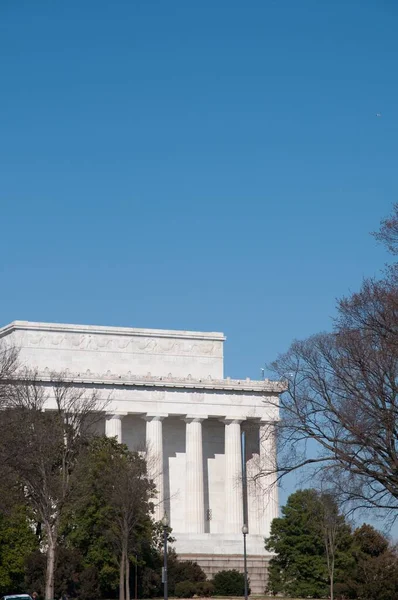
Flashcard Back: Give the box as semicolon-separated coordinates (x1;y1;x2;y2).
25;332;221;357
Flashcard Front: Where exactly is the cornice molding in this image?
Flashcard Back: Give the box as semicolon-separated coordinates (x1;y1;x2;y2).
0;320;226;342
31;370;286;393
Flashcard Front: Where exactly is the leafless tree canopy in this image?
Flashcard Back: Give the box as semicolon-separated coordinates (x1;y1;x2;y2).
0;341;19;404
268;207;398;518
374;202;398;256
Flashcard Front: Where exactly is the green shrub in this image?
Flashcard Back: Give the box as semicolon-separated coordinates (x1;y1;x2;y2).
174;580;196;598
139;566;161;599
78;566;100;600
168;557;206;595
173;559;206;584
174;579;214;598
212;569;250;596
196;580;215;596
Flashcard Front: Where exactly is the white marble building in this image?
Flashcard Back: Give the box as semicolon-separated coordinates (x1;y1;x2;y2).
0;321;283;593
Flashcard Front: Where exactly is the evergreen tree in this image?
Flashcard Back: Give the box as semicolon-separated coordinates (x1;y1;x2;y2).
63;436;155;600
0;505;38;595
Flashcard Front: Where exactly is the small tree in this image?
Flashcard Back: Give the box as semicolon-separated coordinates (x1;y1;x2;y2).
103;449;155;600
314;492;353;600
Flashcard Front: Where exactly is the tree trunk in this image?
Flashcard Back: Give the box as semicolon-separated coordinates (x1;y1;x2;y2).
119;547;126;600
125;553;130;600
330;571;334;600
45;529;57;600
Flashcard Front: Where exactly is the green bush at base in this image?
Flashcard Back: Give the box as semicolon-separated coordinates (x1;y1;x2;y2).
196;580;215;596
174;579;215;598
212;569;250;596
174;580;196;597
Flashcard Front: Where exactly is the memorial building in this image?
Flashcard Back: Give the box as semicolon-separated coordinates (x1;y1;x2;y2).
0;320;283;593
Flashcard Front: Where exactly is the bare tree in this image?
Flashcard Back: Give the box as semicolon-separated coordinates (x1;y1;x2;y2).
314;492;350;600
0;341;19;404
374;202;398;255
0;370;106;600
269;281;398;513
263;207;398;518
107;456;154;600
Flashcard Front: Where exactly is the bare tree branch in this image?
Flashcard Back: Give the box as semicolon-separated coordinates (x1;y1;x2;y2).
261;273;398;517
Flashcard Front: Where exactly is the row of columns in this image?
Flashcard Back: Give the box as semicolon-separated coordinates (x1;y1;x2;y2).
105;413;276;532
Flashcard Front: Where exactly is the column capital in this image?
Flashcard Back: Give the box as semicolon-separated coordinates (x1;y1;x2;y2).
220;417;244;425
183;415;208;423
106;412;127;420
142;413;168;421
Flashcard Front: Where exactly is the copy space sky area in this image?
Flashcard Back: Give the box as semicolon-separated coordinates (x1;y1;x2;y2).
1;0;397;513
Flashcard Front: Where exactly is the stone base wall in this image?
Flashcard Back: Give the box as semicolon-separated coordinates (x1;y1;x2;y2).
178;553;270;595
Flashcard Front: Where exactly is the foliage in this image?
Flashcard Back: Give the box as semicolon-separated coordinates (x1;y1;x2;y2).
25;547;92;599
0;369;180;600
343;524;398;600
265;493;398;600
349;549;398;600
64;436;156;600
137;564;161;600
133;538;162;599
212;569;248;596
352;523;389;557
0;506;38;595
78;565;101;600
174;579;215;598
0;372;105;600
174;581;196;598
25;550;46;597
131;546;206;598
196;580;215;596
265;489;354;598
53;547;82;598
61;438;120;597
167;556;206;595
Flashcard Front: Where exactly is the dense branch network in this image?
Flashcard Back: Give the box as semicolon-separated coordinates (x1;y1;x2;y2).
263;205;398;516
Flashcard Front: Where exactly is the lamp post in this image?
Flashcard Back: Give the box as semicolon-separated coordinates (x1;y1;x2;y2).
161;513;169;600
242;524;248;600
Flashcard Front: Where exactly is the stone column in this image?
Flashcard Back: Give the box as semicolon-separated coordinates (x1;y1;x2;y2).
260;421;278;536
105;413;126;443
246;423;264;535
223;418;244;533
184;416;206;533
144;414;167;522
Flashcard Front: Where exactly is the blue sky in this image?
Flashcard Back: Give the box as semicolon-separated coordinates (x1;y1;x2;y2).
1;1;397;508
2;0;396;375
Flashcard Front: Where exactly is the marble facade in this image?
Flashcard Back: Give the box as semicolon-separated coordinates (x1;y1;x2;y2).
0;321;283;593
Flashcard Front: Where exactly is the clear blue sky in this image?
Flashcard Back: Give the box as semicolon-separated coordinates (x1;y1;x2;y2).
1;0;396;382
